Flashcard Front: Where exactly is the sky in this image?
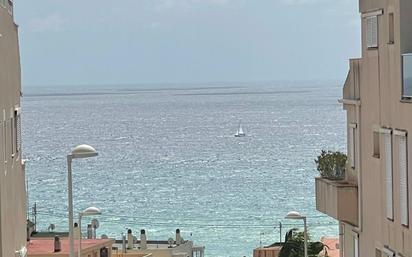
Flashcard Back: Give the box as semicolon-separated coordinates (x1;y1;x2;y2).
14;0;361;87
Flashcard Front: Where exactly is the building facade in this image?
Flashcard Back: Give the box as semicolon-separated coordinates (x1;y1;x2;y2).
316;0;412;257
0;1;27;257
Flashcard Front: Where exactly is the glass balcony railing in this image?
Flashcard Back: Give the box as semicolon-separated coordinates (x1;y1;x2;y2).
402;53;412;98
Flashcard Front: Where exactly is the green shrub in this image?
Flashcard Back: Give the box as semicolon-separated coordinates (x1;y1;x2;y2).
279;228;327;257
315;150;347;180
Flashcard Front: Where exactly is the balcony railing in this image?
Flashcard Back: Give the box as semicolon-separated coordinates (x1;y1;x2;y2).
315;177;358;226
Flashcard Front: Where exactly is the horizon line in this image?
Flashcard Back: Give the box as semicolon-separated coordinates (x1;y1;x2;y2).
22;78;344;88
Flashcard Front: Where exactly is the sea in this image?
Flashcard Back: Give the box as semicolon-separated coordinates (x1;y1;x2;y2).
22;81;346;257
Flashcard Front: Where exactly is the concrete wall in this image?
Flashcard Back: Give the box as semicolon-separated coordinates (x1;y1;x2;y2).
253;246;281;257
138;243;193;257
0;4;26;257
341;0;412;256
118;242;194;257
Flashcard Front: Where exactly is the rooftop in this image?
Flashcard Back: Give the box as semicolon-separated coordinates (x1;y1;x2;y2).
28;238;114;256
320;237;339;257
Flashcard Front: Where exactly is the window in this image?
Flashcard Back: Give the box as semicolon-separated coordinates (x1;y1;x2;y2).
349;123;357;168
4;120;9;164
10;115;15;158
7;0;12;15
402;54;412;98
395;130;409;226
388;13;394;44
0;122;3;167
373;131;380;158
14;108;21;156
366;15;378;48
2;119;5;167
383;130;394;220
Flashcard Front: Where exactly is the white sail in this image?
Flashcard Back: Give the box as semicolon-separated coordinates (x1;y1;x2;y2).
235;121;245;137
238;125;244;135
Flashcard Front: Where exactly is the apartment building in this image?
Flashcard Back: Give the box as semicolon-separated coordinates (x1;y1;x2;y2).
316;0;412;257
0;1;27;257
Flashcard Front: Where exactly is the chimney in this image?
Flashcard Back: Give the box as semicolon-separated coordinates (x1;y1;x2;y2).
175;229;181;245
140;229;147;250
54;236;61;252
122;234;127;253
127;229;133;249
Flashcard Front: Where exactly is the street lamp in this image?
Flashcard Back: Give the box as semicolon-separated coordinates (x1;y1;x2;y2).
285;211;308;257
78;207;101;257
67;144;98;257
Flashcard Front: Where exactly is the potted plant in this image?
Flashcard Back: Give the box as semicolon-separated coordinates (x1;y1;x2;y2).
278;228;328;257
314;150;347;180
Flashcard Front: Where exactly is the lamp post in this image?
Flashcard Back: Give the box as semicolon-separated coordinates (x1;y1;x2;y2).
78;207;101;257
285;211;307;257
67;144;98;257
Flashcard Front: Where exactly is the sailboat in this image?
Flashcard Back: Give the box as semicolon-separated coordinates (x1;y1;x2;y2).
234;121;246;137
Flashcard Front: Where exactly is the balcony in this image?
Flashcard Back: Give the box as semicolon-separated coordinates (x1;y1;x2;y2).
342;58;361;103
315;177;358;226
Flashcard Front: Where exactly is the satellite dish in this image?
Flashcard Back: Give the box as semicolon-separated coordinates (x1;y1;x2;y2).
168;237;174;246
101;234;108;239
91;219;99;229
48;224;55;232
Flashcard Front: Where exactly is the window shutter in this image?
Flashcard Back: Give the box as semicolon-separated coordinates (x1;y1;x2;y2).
399;135;408;226
16;113;21;153
371;16;378;46
384;133;394;220
2;121;5;166
349;124;357;168
10;116;15;157
366;16;378;48
354;235;359;257
352;127;356;168
0;122;3;166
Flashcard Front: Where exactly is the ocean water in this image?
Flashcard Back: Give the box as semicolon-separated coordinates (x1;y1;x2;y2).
22;81;346;257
